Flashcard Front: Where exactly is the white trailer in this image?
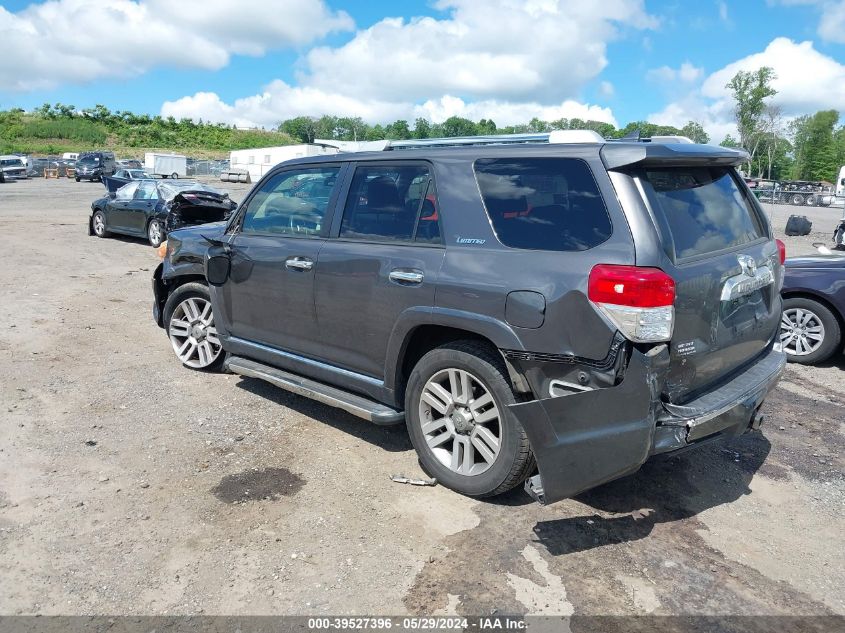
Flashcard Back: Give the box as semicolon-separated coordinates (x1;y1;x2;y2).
144;152;187;179
226;144;339;183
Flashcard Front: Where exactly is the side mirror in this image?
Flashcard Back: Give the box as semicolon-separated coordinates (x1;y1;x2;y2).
205;253;231;286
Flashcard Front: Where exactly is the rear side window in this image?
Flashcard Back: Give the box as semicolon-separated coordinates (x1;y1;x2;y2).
638;167;764;260
474;158;611;251
340;163;441;244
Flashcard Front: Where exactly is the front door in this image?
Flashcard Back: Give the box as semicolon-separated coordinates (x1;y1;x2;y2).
126;180;159;234
214;164;344;358
106;181;140;231
314;162;445;378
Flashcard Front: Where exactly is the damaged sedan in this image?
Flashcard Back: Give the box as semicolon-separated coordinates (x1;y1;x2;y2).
89;179;236;247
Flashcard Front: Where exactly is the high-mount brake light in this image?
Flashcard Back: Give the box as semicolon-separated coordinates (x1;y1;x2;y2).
588;265;676;343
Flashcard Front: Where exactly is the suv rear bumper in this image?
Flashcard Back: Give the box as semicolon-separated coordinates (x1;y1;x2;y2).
510;344;785;505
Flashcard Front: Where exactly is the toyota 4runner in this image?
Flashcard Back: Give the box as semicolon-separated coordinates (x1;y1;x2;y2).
152;131;786;505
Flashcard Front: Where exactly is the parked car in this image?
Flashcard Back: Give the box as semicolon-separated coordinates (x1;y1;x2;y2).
781;253;845;364
118;159;144;170
102;168;153;193
89;180;236;247
151;132;787;505
0;155;28;181
75;151;116;182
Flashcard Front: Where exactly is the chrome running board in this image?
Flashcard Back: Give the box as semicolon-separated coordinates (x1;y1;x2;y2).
225;356;405;426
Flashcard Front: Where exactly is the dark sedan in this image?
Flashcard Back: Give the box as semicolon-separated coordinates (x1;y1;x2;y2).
102;168;152;193
781;254;845;364
88;180;236;247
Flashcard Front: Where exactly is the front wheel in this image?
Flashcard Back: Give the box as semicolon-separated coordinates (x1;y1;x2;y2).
91;210;108;238
75;177;80;182
405;341;534;498
163;283;225;371
147;219;164;247
780;297;842;365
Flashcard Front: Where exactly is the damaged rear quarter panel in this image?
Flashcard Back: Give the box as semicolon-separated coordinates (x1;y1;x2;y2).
510;344;670;505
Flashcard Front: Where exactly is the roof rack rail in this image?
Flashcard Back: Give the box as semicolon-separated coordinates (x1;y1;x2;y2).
384;130;697;151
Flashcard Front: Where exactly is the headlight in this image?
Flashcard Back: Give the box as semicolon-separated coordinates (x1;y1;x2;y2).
156;240;168;260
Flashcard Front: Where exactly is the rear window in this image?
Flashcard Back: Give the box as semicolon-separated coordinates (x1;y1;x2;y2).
474;158;611;251
639;167;764;260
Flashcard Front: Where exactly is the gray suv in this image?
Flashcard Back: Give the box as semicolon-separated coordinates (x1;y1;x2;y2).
152;132;786;505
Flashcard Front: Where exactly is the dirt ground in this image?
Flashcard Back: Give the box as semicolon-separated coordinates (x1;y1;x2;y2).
0;177;842;620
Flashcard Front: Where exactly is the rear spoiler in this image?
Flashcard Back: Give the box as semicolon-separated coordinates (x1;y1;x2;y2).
601;143;749;170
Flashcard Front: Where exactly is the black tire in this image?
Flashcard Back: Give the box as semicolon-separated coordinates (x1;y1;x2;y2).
162;282;226;371
405;340;535;498
75;177;80;182
791;194;805;206
171;172;179;179
147;219;164;247
781;297;842;365
91;210;108;238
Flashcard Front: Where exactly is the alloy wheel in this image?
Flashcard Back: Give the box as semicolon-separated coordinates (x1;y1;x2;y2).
418;368;501;476
780;308;825;356
149;221;163;246
168;297;222;368
93;213;105;236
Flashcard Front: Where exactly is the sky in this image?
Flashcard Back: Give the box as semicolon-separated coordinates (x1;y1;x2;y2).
1;0;844;143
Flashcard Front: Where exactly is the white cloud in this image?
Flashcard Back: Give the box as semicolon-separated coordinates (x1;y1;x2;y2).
162;0;649;129
300;0;655;103
161;88;618;129
769;0;845;43
648;38;845;143
413;96;617;126
599;81;615;98
701;38;845;115
646;62;704;84
718;0;730;23
0;0;352;91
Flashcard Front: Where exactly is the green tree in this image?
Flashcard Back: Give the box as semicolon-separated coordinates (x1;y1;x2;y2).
441;116;478;137
384;119;412;140
680;121;709;144
413;118;432;139
279;116;317;143
725;66;777;171
789;110;840;181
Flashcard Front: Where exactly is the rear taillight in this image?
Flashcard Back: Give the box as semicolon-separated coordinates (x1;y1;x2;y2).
588;264;676;343
776;239;786;265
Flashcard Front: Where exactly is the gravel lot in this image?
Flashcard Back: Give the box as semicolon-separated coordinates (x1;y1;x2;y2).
0;177;842;619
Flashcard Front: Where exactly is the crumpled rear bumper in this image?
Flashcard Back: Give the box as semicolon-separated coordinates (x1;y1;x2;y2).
509;344;786;505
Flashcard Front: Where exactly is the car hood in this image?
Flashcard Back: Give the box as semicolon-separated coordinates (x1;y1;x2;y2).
785;256;845;270
167;220;228;241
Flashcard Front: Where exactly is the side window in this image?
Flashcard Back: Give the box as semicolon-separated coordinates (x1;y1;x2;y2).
115;181;140;200
240;166;340;237
340;163;441;244
474;158;611;252
134;181;158;200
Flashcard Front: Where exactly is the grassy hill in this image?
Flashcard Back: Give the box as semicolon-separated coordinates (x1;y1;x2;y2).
0;107;296;158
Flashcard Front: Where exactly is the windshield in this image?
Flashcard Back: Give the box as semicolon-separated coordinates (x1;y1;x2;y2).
637;166;765;260
1;158;24;167
78;156;99;165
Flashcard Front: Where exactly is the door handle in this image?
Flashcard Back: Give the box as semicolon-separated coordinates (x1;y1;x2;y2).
389;269;424;285
285;257;314;271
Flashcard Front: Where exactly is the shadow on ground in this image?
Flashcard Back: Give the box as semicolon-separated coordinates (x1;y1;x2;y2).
533;433;771;556
233;376;413;453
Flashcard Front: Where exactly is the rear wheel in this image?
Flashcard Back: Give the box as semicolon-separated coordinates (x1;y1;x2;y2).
792;194;805;205
805;194;816;206
171;172;179;179
75;177;80;182
147;219;164;247
780;297;841;364
405;341;534;498
163;283;225;371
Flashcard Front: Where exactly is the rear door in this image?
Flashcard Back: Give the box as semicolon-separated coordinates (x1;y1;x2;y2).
213;164;343;358
313;162;445;378
632;165;781;402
